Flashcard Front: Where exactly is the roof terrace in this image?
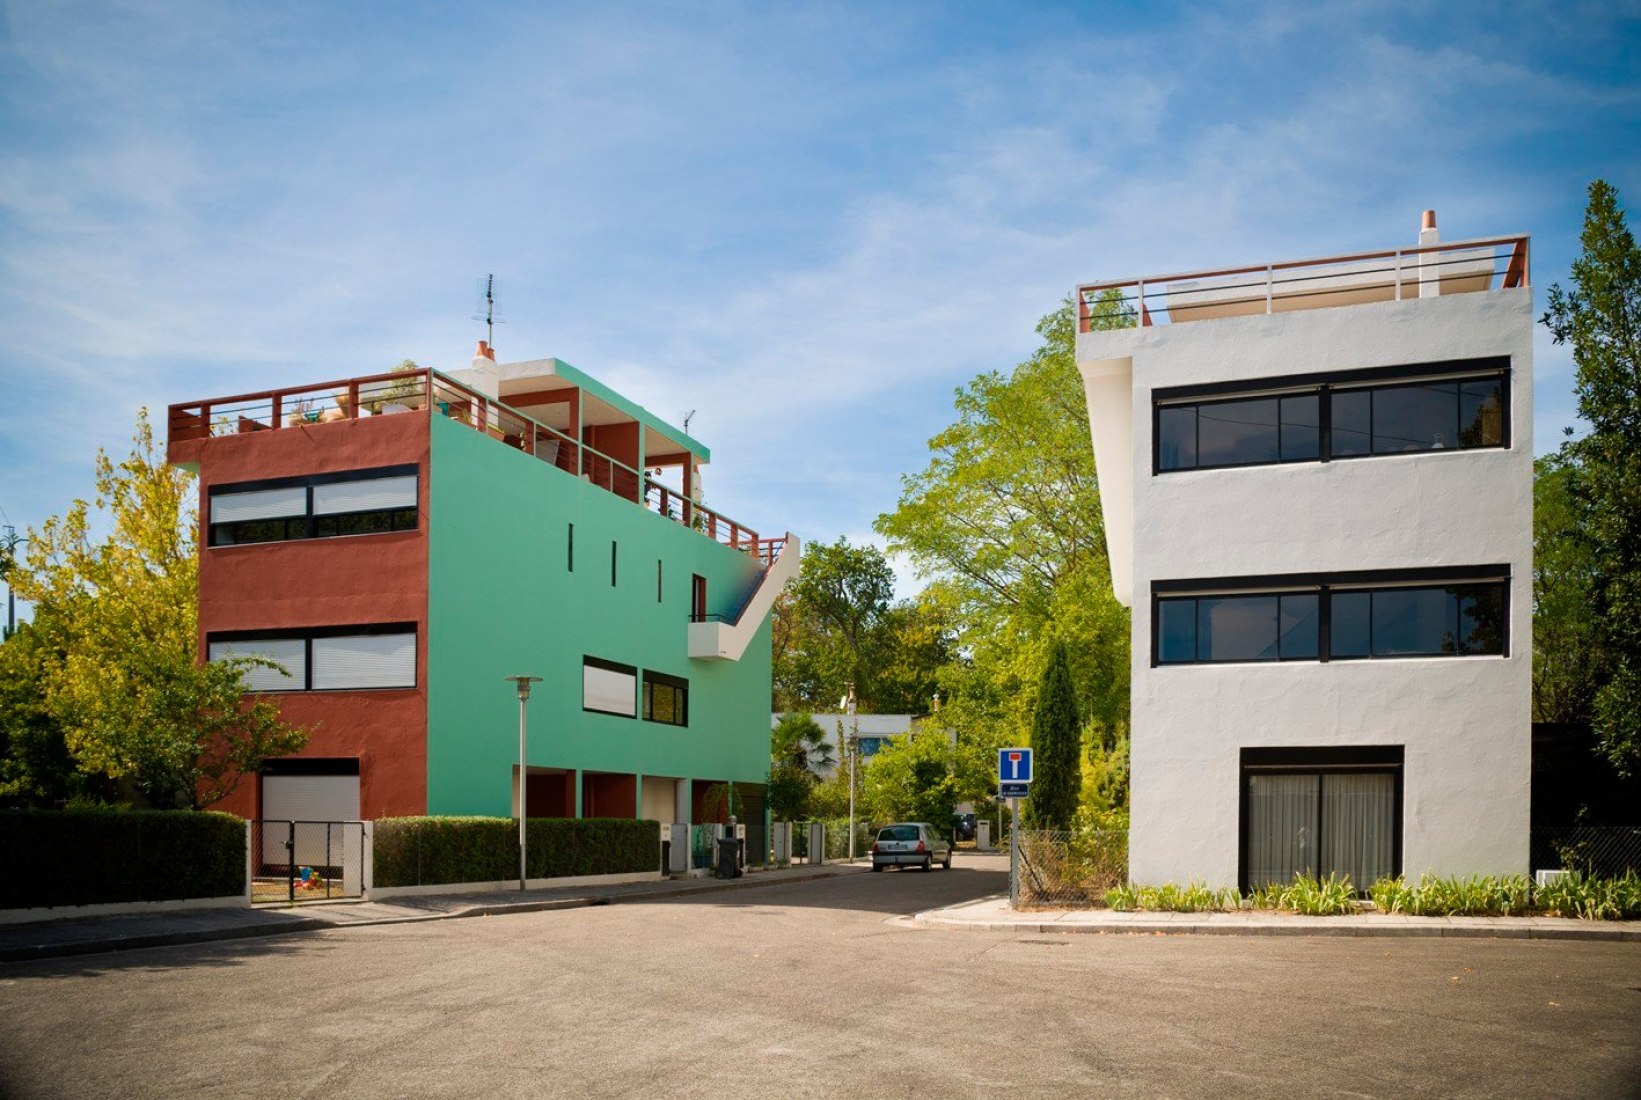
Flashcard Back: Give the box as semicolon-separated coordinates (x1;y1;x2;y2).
167;354;775;561
1077;214;1528;333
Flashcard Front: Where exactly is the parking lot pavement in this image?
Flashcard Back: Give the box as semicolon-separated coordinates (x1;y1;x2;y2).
2;852;1637;1099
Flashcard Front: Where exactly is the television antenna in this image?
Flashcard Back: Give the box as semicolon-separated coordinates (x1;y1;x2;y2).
472;274;506;349
683;409;697;434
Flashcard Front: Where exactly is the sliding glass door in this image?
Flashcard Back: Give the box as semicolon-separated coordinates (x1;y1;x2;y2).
1241;750;1401;892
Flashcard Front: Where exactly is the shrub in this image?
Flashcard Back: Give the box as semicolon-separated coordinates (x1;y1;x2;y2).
1247;872;1357;916
1366;874;1532;916
0;809;245;909
1534;870;1641;920
1104;881;1239;912
371;817;659;888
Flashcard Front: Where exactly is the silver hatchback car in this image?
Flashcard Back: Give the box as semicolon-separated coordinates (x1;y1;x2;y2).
870;822;953;872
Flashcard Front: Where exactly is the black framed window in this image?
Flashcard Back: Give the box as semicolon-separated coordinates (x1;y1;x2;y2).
583;656;637;718
1154;358;1508;473
207;624;417;692
642;671;688;727
1154;568;1508;665
1240;746;1403;894
209;467;419;546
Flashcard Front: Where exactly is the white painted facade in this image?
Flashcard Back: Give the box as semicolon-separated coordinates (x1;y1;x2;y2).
1077;244;1533;888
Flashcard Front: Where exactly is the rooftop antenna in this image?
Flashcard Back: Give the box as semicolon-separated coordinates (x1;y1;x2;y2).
472;274;505;350
683;409;697;435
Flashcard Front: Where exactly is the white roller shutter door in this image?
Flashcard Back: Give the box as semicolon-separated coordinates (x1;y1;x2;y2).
210;485;307;524
311;633;416;689
208;637;307;692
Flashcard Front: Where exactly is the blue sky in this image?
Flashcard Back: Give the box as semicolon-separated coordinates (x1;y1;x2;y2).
1;1;1638;595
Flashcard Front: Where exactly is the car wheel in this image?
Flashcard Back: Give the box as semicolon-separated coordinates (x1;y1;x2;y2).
921;857;933;872
943;855;952;870
871;863;884;872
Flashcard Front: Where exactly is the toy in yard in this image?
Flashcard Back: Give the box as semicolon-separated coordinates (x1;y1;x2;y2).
295;866;325;890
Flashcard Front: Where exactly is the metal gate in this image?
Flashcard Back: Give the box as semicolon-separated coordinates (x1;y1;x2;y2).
251;820;366;904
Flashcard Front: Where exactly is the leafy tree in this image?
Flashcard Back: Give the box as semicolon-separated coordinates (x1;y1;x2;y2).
1543;180;1641;774
10;411;307;807
1532;453;1602;723
861;728;957;829
1024;641;1080;829
766;763;813;821
772;538;950;713
876;298;1131;806
771;712;835;776
0;618;91;807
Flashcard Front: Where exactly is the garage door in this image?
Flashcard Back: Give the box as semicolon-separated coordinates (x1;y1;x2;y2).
261;773;361;867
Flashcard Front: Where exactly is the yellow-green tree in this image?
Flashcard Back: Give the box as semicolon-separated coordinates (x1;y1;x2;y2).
10;411;306;808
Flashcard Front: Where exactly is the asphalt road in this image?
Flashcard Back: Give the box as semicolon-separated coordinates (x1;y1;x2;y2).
1;854;1638;1099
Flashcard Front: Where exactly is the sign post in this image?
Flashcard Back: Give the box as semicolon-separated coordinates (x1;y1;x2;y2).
998;748;1033;909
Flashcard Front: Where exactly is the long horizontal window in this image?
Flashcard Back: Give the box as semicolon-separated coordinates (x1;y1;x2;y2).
1155;359;1507;473
209;467;418;546
1154;569;1508;665
208;626;417;691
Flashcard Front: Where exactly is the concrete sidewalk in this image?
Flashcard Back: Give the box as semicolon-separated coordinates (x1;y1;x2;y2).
913;894;1641;941
0;861;868;963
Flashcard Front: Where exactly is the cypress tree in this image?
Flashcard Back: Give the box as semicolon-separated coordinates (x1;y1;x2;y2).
1026;640;1081;829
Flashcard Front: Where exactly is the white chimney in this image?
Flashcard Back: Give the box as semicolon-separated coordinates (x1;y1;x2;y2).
1418;209;1441;299
468;339;501;398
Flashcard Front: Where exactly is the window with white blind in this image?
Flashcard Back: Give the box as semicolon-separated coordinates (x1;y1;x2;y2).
583;657;637;718
208;637;308;692
209;627;416;691
209;467;419;546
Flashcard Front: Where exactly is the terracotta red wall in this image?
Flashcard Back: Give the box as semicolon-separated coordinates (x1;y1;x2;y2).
178;415;431;820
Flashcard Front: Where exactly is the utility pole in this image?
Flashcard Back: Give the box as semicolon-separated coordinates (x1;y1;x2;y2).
1;526;25;641
844;684;859;861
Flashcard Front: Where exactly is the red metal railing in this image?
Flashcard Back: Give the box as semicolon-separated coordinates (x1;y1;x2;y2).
168;369;762;551
1077;234;1530;333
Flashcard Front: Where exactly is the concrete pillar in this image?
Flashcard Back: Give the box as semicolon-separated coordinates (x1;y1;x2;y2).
573;769;583;819
675;777;692;824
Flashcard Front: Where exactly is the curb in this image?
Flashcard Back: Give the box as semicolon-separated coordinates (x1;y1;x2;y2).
0;865;865;963
910;899;1641;942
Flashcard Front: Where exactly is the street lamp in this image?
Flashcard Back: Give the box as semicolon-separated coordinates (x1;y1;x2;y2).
505;675;542;891
843;684;859;861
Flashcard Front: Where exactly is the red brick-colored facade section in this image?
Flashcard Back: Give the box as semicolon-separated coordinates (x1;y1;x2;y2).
173;415;431;820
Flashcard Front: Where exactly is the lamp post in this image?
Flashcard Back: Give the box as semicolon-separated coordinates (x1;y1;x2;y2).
844;684;859;861
505;675;542;891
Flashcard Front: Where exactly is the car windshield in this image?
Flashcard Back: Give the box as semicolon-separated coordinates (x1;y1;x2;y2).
879;825;919;841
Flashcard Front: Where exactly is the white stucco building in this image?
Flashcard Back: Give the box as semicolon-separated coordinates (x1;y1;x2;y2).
1076;213;1533;890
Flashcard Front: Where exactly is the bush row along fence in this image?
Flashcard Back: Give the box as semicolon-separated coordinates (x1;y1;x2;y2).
0;810;246;911
372;817;660;888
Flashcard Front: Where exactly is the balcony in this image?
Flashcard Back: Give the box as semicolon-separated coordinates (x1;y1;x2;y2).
1077;233;1529;333
166;366;765;553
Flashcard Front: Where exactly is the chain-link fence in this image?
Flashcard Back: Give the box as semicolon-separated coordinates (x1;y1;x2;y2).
1013;829;1128;910
1531;826;1641;878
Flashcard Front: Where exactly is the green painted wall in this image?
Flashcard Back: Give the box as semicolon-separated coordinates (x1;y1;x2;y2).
425;415;772;817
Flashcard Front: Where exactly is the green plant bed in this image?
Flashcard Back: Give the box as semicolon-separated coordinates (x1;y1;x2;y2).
1105;881;1241;913
0;809;245;909
1369;871;1640;920
372;816;659;888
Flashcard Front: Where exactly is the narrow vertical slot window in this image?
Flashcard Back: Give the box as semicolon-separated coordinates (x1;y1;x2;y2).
611;541;618;587
567;523;574;572
656;559;663;603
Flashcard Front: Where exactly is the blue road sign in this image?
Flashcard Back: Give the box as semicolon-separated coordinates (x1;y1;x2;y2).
998;747;1033;783
999;781;1030;799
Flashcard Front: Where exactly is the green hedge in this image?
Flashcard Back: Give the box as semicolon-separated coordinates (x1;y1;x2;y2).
372;817;660;888
0;810;246;910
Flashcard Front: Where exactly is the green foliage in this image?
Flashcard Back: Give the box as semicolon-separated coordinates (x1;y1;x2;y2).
371;817;659;887
1246;873;1359;916
806;763;854;819
7;411;306;807
766;763;814;821
1025;642;1080;828
1533;453;1604;723
1366;874;1529;916
1104;881;1240;913
1014;826;1127;908
1542;180;1641;774
862;727;957;828
0;621;93;808
771;539;950;713
0;809;245;908
771;712;835;776
876;300;1130;801
1533;871;1641;920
